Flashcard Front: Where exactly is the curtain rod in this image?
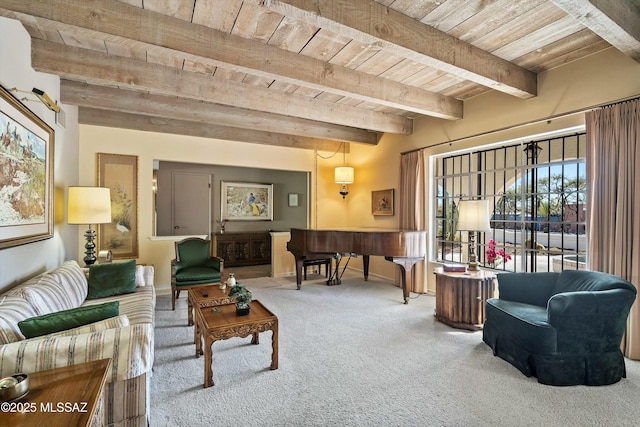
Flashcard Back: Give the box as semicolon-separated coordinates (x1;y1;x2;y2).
401;93;640;156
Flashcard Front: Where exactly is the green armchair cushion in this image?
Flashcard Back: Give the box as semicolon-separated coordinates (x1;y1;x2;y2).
18;301;119;339
87;260;137;299
175;267;221;286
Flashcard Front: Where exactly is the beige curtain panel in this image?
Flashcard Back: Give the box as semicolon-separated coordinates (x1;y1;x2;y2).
399;150;427;294
586;98;640;360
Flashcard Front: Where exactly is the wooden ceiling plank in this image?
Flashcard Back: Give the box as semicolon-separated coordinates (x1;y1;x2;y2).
32;40;411;134
448;0;546;44
491;16;584;62
79;107;345;151
268;15;319;53
549;0;640;62
471;2;567;53
0;0;461;119
192;0;242;33
141;0;195;22
61;80;380;144
253;0;537;98
515;30;611;72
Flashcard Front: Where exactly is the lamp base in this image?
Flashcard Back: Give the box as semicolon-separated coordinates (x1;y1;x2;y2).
83;227;97;266
467;231;479;272
466;262;480;272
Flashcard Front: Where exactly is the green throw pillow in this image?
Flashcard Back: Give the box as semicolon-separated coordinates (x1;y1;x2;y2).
87;259;136;300
18;301;119;339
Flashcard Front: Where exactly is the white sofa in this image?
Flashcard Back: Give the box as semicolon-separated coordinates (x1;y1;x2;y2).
0;260;155;427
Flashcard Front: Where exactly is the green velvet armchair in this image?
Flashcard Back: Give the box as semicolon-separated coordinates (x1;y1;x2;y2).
483;270;636;386
171;237;223;310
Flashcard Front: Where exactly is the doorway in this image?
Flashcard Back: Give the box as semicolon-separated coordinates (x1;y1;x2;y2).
171;172;211;236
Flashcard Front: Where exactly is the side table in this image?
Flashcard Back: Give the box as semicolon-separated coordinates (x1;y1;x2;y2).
194;299;278;388
1;358;111;427
433;267;496;330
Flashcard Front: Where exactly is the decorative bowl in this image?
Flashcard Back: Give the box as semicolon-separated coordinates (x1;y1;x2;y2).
0;373;29;402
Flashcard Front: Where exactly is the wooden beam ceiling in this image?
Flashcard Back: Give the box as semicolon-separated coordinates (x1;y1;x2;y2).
248;0;538;98
79;107;347;151
1;0;463;120
550;0;640;62
62;80;380;145
31;40;412;135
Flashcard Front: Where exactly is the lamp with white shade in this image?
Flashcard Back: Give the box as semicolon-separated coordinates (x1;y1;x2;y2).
457;199;492;272
67;186;112;266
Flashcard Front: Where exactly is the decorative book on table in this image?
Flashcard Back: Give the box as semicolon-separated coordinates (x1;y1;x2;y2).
443;264;466;273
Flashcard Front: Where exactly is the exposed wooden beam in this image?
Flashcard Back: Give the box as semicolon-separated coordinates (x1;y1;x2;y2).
549;0;640;62
0;0;463;119
61;80;380;144
249;0;538;98
31;39;412;135
79;107;346;151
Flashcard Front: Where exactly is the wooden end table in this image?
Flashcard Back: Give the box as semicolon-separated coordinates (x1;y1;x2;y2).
1;358;111;427
433;267;496;330
194;300;278;388
187;284;235;327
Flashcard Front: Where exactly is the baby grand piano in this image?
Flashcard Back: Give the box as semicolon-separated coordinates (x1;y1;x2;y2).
287;228;427;304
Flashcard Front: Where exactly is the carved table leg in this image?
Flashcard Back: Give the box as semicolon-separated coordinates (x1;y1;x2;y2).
271;320;279;370
194;317;202;358
251;332;259;344
187;298;194;326
204;336;214;388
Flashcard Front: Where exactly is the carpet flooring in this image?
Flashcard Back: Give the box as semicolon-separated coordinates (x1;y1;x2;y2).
150;271;640;426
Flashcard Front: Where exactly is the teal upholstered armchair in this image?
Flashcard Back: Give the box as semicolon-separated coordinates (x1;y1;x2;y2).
171;237;223;310
483;270;636;386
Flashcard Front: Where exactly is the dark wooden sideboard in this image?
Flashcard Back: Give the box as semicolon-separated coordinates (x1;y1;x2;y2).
214;232;271;267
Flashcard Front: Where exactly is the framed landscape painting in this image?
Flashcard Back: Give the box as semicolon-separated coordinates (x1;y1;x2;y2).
372;189;394;216
97;153;138;259
222;181;273;221
0;85;54;249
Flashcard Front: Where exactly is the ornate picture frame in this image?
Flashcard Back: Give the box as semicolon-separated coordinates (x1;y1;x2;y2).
221;181;273;221
97;153;138;259
372;189;394;216
0;85;54;249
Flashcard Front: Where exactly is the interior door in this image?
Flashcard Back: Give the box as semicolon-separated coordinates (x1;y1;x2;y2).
172;172;211;236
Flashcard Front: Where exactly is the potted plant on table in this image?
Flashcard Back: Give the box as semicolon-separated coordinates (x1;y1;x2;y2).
228;284;252;316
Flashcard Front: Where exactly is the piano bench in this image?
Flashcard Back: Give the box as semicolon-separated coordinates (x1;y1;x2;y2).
303;258;332;280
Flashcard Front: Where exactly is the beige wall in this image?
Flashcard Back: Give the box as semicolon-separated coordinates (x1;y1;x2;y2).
77;47;640;294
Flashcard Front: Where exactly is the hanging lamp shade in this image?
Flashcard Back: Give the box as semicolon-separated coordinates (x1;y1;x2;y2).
334;166;354;184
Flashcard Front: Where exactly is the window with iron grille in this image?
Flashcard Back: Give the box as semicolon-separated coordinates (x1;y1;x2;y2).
434;132;587;272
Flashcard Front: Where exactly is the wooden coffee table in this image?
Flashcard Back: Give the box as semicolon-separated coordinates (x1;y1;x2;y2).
187;284;235;327
194;300;278;388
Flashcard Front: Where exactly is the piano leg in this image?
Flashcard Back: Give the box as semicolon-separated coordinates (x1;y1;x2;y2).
386;256;423;304
295;258;304;289
362;255;370;281
398;265;410;304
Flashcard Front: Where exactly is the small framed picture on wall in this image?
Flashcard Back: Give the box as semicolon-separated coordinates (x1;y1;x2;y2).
372;189;394;216
288;193;299;207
